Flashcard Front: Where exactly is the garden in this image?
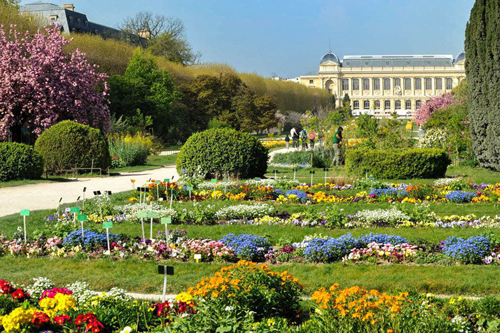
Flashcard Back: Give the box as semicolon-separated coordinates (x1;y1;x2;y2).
2;127;500;332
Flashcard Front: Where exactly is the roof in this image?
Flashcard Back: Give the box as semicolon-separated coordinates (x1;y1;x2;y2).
341;55;454;67
20;2;61;11
320;52;340;64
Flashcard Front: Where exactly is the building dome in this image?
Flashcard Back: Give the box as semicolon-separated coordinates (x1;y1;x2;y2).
455;52;466;64
320;52;339;64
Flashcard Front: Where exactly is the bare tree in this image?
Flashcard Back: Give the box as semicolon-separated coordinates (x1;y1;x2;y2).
120;12;200;65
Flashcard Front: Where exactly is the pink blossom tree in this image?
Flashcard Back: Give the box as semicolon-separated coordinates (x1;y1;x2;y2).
414;93;455;125
0;25;110;142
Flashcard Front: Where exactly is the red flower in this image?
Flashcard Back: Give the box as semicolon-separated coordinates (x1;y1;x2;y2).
32;312;50;326
12;288;29;300
113;156;118;160
54;315;71;325
0;280;14;294
75;314;85;325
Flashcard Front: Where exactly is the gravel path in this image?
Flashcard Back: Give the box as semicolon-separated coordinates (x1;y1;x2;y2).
0;166;178;217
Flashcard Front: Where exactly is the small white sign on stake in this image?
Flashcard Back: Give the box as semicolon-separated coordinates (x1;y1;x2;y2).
20;209;30;243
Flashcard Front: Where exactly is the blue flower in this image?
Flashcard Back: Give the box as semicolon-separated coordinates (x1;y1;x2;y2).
220;234;271;262
445;191;476;203
442;236;490;264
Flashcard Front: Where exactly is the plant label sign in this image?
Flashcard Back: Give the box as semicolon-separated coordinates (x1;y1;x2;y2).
194;254;202;263
148;211;158;218
102;222;113;229
20;209;30;243
158;265;174;275
211;179;217;183
164;178;170;183
77;214;88;221
161;216;172;225
254;177;261;181
137;211;148;218
20;209;30;216
70;207;80;213
155;180;161;184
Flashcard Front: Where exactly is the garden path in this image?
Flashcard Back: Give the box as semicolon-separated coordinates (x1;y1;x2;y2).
0;166;179;217
0;148;287;217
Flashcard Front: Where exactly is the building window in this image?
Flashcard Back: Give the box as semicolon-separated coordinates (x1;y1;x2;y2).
404;78;411;90
436;78;443;90
77;18;81;25
415;78;422;90
416;100;422;109
50;15;58;21
446;78;453;90
363;78;370;90
353;100;359;109
374;100;380;109
384;100;391;109
394;78;401;88
309;80;313;84
342;79;349;91
383;78;390;90
405;100;412;110
425;78;432;90
68;16;73;22
353;79;359;90
373;78;380;90
84;20;89;27
363;100;370;109
395;100;401;109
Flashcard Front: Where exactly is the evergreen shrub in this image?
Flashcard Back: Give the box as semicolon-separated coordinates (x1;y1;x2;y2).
345;148;450;179
34;121;110;173
176;128;268;179
0;142;43;181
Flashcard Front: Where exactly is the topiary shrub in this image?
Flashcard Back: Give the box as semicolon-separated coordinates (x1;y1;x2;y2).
0;142;43;181
34;121;110;173
176;128;268;179
345;148;450;179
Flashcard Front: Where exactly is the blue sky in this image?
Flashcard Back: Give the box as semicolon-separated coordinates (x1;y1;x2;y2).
21;0;475;77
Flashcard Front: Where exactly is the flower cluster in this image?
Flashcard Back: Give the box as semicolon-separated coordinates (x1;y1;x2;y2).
442;236;491;264
63;229;119;249
220;234;271;261
215;204;274;220
345;242;421;263
445;190;477;203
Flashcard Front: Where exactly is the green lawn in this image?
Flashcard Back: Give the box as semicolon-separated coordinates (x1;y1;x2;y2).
0;176;72;188
2;257;500;296
110;154;177;173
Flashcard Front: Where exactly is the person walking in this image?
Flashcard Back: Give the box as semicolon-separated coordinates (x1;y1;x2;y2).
290;127;298;148
332;126;343;166
300;128;309;150
308;130;316;149
285;134;290;149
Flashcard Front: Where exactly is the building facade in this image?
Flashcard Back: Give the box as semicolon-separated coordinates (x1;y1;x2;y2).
300;51;466;118
20;2;144;45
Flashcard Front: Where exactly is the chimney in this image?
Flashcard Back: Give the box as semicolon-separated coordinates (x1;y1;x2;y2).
62;4;75;11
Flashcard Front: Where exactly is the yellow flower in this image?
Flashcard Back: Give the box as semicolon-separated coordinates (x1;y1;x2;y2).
175;292;193;303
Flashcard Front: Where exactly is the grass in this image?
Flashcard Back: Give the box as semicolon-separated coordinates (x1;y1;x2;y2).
2;257;500;296
110;154;177;173
0;176;71;188
265;164;500;185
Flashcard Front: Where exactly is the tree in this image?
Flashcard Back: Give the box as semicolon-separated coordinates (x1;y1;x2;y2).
342;93;351;107
465;0;500;170
107;48;178;141
0;26;110;142
414;93;455;125
120;12;200;65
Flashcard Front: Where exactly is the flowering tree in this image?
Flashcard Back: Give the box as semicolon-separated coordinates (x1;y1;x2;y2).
0;25;110;141
414;93;454;125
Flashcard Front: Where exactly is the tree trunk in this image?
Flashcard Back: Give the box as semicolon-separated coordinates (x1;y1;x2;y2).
10;124;23;143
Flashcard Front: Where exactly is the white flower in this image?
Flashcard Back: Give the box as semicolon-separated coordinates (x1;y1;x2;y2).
120;327;132;333
224;306;234;311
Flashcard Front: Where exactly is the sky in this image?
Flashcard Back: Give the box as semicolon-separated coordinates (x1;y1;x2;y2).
21;0;475;78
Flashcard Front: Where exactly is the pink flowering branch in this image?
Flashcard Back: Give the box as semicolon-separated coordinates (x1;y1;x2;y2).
414;93;455;125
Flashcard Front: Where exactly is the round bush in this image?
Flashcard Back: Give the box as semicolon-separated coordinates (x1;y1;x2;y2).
34;121;110;173
176;128;268;179
0;142;43;181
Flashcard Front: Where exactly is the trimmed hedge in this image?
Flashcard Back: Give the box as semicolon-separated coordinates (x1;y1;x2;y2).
176;128;268;179
345;148;450;179
34;121;110;174
0;142;43;181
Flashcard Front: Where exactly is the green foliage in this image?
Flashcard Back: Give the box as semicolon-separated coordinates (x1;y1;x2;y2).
108;48;178;142
465;0;500;171
346;148;451;179
208;118;232;129
176;128;268;179
34;120;110;173
108;133;152;168
271;151;327;168
0;142;43;181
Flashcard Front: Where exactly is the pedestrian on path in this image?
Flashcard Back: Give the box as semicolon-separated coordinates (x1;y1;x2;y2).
300;128;308;150
285;134;290;149
332;126;343;166
308;130;316;149
291;127;299;148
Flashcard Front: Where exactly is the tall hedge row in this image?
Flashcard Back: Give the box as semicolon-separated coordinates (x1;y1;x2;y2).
345;149;450;179
176;128;268;179
465;0;500;171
